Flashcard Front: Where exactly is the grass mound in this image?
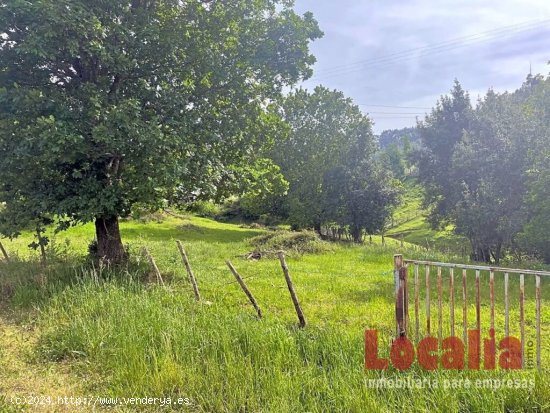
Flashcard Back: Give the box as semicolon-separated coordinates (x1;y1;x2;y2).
250;230;333;255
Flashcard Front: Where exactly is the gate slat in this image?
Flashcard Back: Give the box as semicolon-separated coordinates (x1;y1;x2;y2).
490;270;495;331
536;275;541;369
438;266;442;342
462;269;467;347
520;273;525;368
504;272;509;337
450;268;455;337
475;270;481;337
414;264;420;342
426;266;431;336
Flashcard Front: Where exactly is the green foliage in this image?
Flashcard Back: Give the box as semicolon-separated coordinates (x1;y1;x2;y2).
413;77;550;263
269;86;367;229
416;80;473;227
0;0;322;259
381;143;406;179
185;200;223;219
518;76;550;263
263;86;397;237
450;89;530;263
238;159;289;219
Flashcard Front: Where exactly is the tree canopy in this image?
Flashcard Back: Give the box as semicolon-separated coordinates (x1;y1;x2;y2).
413;75;550;263
0;0;322;262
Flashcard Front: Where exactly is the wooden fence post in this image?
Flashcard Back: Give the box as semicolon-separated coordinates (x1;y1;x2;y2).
394;254;408;337
414;264;419;342
142;247;165;286
226;260;262;319
0;241;9;262
176;241;200;301
277;251;306;328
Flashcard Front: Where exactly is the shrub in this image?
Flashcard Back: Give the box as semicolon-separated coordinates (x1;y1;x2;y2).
185;201;222;219
250;230;333;255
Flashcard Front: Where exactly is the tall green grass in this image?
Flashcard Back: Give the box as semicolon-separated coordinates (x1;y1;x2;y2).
1;215;549;412
35;275;549;412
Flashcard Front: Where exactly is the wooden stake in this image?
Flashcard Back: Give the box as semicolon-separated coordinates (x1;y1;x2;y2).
226;260;262;319
277;251;306;328
394;254;402;335
394;255;408;337
176;241;200;301
0;241;9;262
142;247;164;286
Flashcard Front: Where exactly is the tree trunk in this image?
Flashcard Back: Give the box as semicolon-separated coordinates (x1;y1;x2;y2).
95;216;128;264
313;221;322;236
351;226;362;243
493;242;502;265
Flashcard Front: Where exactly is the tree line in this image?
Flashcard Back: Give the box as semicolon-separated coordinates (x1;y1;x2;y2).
413;77;550;264
1;0;548;266
0;0;398;262
239;86;398;243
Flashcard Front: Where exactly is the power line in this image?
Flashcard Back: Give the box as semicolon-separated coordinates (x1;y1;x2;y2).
357;104;431;109
312;19;548;77
370;116;421;119
367;111;425;115
309;19;550;81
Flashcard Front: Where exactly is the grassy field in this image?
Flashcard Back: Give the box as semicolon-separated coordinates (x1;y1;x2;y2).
387;179;470;256
0;215;548;412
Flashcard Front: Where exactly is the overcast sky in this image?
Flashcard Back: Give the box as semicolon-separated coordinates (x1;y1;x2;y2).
293;0;550;134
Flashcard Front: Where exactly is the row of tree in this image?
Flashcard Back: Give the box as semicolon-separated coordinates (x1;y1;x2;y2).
0;0;399;261
415;76;550;263
0;0;324;262
239;86;399;243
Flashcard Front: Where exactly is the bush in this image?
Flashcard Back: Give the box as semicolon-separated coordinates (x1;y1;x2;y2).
250;230;333;255
185;201;222;219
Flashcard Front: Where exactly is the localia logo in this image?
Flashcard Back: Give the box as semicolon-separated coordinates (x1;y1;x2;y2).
365;329;522;370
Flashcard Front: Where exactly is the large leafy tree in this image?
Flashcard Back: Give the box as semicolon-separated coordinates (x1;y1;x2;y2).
416;80;472;227
451;90;529;263
518;74;550;263
0;0;321;262
270;86;371;230
322;133;398;243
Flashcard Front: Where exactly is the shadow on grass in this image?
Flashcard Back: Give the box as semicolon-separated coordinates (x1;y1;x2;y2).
0;256;149;316
121;225;262;244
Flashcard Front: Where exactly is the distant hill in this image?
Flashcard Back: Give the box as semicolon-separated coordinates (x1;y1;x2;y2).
377;127;420;148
